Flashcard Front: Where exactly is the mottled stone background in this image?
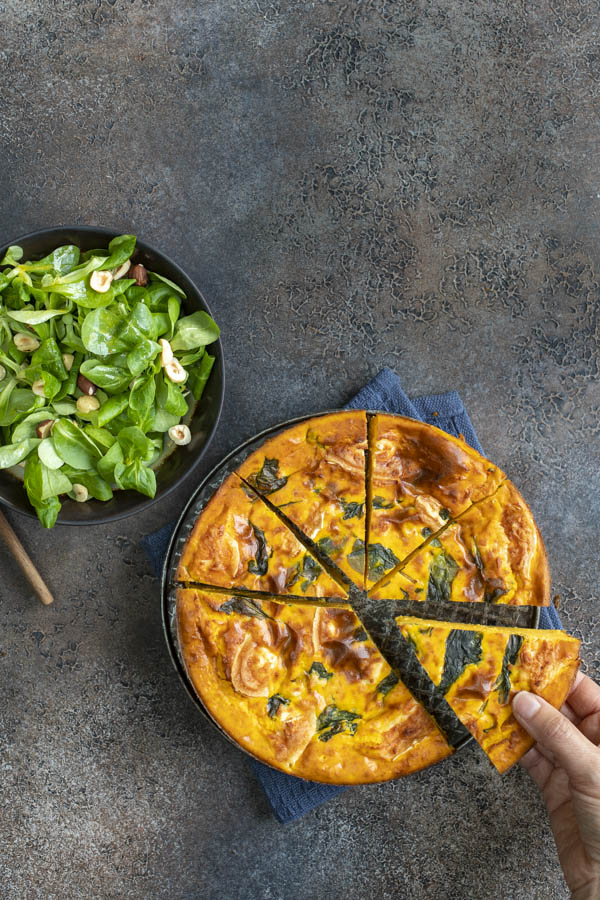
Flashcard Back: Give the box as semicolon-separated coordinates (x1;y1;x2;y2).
0;1;598;898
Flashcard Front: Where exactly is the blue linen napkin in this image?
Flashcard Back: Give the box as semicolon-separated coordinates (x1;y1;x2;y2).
142;367;561;823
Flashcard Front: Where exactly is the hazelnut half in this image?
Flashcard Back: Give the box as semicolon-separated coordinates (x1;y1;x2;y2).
14;332;40;353
76;395;100;414
90;270;113;293
71;483;89;503
164;359;186;383
31;379;46;397
62;353;74;372
112;260;131;280
159;338;173;366
168;424;192;446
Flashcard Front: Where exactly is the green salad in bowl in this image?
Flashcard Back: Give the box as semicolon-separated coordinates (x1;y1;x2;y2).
0;233;219;527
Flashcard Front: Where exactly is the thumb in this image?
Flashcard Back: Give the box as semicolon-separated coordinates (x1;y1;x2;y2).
513;691;600;795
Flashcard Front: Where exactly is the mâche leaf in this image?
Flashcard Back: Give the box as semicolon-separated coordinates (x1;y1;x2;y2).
151;407;180;433
171;310;220;351
83;425;116;452
21;367;61;401
62;466;113;501
11;409;54;442
31;495;61;528
52;419;101;470
117;426;155;463
7;307;70;325
128;375;156;428
126;338;160;377
23;455;72;502
119;302;156;345
0;438;40;468
52;255;108;285
167;295;180;338
97;440;125;483
1;245;24;264
149;271;187;298
0;383;45;427
116;459;156;498
37;438;64;470
100;234;136;270
31;338;67;381
81;308;126;356
79;360;131;393
161;377;188;417
41;244;80;276
96;394;129;427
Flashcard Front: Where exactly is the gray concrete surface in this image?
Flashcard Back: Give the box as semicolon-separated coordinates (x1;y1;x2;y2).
1;1;599;898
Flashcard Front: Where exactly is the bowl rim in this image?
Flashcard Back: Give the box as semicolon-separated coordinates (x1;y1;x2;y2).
0;224;225;525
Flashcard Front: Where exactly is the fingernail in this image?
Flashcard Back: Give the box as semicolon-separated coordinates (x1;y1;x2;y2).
514;691;542;720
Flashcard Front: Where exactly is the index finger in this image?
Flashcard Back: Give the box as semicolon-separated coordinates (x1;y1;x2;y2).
565;672;600;720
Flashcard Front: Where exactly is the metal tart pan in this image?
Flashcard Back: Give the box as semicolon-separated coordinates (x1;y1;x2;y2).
161;411;541;775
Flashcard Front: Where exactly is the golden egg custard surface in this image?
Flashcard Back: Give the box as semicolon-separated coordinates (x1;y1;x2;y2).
171;411;578;784
177;589;452;783
397;617;580;773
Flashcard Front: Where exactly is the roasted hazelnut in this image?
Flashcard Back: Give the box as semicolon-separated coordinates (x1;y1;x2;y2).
77;374;96;395
31;379;46;397
36;419;55;439
62;353;74;371
129;263;148;286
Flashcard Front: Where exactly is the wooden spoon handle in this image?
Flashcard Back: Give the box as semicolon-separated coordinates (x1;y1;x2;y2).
0;509;54;605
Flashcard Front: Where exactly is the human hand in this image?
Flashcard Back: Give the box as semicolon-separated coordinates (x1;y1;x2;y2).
513;673;600;900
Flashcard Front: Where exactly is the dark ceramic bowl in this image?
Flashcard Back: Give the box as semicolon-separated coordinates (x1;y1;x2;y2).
0;226;224;525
